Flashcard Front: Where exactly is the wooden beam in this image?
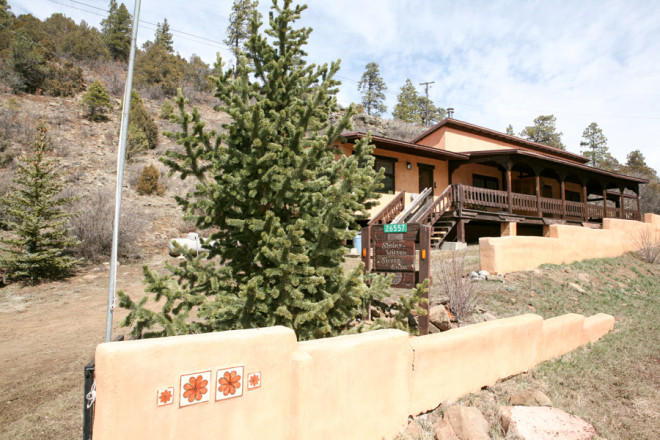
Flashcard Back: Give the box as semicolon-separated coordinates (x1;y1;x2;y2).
583;185;588;222
418;225;431;336
456;219;466;243
560;179;566;220
637;187;642;221
506;168;513;214
602;189;608;219
618;188;624;219
535;174;541;217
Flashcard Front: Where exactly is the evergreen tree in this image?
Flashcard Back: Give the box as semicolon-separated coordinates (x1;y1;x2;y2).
134;43;186;95
81;80;112;121
579;122;609;168
623;150;660;214
154;18;174;53
101;0;132;61
519;114;565;150
392;79;445;125
505;124;515;136
224;0;259;70
358;62;387;116
125;90;158;157
0;124;79;283
119;0;389;341
392;79;422;124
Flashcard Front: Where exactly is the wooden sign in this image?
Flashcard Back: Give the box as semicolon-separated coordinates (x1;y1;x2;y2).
375;271;415;289
374;240;415;271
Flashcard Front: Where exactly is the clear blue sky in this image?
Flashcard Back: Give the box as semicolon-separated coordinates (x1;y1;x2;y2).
10;0;660;172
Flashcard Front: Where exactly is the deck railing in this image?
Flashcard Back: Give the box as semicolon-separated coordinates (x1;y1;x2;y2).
451;184;638;222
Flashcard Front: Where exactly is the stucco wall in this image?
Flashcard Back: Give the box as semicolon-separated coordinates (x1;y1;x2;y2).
93;312;614;440
480;213;660;274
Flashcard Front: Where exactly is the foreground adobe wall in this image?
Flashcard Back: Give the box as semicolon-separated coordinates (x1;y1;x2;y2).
93;312;614;440
480;214;660;274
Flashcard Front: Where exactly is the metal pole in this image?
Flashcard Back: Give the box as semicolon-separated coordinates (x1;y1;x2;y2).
105;0;142;343
419;81;435;126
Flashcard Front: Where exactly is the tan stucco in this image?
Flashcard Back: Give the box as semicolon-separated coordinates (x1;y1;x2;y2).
92;312;614;439
480;214;660;274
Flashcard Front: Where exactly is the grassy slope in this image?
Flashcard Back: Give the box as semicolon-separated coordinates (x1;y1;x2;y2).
455;253;660;440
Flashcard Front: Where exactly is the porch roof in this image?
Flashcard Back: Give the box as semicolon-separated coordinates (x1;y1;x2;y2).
459;149;649;188
341;132;468;161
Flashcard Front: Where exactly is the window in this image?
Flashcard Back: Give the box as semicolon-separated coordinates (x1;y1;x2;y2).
375;157;396;194
565;190;581;202
473;174;498;190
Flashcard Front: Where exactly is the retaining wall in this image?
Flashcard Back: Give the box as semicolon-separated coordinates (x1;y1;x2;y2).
93;312;614;440
480;213;660;274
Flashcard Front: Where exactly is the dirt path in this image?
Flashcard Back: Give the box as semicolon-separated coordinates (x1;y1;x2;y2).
0;255;170;439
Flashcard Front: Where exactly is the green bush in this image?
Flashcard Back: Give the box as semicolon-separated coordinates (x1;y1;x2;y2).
81;80;112;121
124;91;158;158
136;164;165;196
159;98;174;120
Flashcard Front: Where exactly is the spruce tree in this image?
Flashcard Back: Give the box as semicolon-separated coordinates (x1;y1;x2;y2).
154;18;174;53
0;124;79;283
101;0;132;61
119;0;390;341
358;62;387;116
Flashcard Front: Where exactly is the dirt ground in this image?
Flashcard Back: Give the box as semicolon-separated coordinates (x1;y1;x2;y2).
0;253;174;439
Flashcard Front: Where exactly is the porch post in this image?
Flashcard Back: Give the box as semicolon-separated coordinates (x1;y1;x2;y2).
506;168;513;214
602;189;608;219
456;219;466;243
582;184;588;222
618;188;624;219
560;179;566;220
636;186;642;221
535;174;542;217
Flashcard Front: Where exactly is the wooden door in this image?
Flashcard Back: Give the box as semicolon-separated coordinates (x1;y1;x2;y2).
419;166;434;196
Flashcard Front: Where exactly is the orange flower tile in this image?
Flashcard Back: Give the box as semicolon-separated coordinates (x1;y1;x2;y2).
157;387;174;407
216;366;243;401
179;371;211;407
247;372;261;390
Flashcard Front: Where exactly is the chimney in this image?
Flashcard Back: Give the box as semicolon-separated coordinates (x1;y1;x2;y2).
447;108;454;119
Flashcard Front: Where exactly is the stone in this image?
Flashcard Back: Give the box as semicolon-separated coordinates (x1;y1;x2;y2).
403;420;423;438
486;274;504;282
481;312;497;321
434;419;459;440
509;389;552;407
444;406;490;440
440;241;467;251
429;305;453;331
469;271;479;278
568;282;586;294
577;273;590;284
499;406;596;440
477;270;490;277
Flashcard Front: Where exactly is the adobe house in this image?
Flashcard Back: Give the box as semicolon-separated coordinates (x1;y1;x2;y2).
339;114;647;246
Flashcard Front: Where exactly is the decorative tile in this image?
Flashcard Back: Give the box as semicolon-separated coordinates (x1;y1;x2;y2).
180;371;211;408
247;372;261;390
216;366;244;401
157;387;174;407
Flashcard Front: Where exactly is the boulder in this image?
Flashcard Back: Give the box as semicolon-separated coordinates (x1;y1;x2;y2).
434;419;459;440
444;406;491;440
509;389;552;407
429;305;453;331
499;406;596;440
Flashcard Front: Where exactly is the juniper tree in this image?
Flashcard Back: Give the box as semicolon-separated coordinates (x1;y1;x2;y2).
119;0;391;340
81;80;112;121
0;124;79;283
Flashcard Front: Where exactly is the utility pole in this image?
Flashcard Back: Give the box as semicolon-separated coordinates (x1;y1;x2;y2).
419;81;435;126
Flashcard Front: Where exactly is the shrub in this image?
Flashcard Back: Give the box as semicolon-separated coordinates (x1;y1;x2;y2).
81;80;113;121
44;61;85;97
159;98;174;120
125;91;158;158
67;189;148;263
434;249;478;320
632;229;660;263
136;164;165;196
126;123;148;159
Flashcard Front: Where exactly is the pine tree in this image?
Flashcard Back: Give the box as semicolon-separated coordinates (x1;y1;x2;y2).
579;122;609;168
224;0;259;70
81;80;112;121
154;18;173;53
392;79;422;124
0;124;79;283
119;0;389;341
358;62;387;116
505;124;515;136
101;0;132;62
519;114;565;150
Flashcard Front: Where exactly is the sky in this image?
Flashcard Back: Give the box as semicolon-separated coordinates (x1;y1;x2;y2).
10;0;660;173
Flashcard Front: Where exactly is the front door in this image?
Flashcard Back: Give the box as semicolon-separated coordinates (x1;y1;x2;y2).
419;166;434;196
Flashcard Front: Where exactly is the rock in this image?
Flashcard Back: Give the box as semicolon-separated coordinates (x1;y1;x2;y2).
403;420;423;438
509;389;552;407
477;270;490;277
444;406;491;440
469;271;479;278
577;273;590;284
486;274;504;282
568;282;586;294
499;406;596;440
429;305;453;331
428;322;442;334
434;419;459;440
481;312;497;321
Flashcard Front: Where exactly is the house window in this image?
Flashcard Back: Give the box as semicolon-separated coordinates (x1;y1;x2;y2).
565;190;581;202
375;157;396;194
473;174;498;190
